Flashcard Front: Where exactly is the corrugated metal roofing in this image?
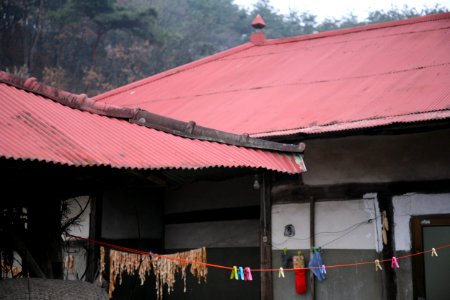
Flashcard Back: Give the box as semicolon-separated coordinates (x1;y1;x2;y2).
0;82;306;174
95;13;450;137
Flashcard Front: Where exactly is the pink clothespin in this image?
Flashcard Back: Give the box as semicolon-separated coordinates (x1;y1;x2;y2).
244;267;253;281
230;266;238;280
391;257;400;269
431;248;438;257
278;267;285;278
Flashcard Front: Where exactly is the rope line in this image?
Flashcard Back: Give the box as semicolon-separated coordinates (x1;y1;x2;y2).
67;234;232;270
68;234;450;272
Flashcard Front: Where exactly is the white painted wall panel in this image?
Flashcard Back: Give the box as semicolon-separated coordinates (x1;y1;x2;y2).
272;199;378;250
393;193;450;251
63;196;90;239
272;203;310;249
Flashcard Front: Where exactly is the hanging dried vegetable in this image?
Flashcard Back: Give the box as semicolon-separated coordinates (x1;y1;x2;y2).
152;247;207;300
99;246;105;286
100;246;207;300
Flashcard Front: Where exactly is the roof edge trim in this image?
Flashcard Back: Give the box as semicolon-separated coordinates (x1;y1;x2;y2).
0;71;139;119
0;156;304;174
250;110;450;138
0;71;304;153
131;110;305;153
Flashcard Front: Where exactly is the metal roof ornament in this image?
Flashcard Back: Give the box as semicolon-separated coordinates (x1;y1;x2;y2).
251;14;266;29
250;14;266;45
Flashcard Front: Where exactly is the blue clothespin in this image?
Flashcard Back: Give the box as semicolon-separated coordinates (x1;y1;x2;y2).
321;265;326;276
238;266;245;280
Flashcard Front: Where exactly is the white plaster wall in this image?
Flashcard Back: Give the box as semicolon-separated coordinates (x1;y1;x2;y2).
393;193;450;251
63;247;87;280
272;199;379;250
60;196;90;281
272;203;310;249
62;196;90;239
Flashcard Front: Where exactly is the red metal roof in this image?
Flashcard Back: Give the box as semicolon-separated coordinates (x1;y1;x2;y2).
95;13;450;137
0;78;306;174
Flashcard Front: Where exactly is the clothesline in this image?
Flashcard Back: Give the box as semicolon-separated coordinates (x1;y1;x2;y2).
68;234;450;272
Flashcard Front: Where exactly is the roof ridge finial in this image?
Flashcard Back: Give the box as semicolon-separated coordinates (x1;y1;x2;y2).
252;14;266;29
250;14;266;45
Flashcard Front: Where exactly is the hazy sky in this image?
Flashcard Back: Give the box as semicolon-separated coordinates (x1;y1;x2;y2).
233;0;450;20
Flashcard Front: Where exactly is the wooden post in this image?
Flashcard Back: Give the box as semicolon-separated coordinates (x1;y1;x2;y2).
309;197;315;300
377;193;397;300
260;173;273;300
85;196;100;282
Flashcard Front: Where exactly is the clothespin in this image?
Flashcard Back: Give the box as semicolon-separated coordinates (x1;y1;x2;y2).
391;257;400;269
431;248;438;257
283;247;288;255
230;266;238;280
278;267;285;278
382;211;389;231
382;211;389;245
298;250;302;257
374;259;383;271
321;265;326;275
238;266;245;280
244;267;253;281
382;227;388;245
294;252;305;269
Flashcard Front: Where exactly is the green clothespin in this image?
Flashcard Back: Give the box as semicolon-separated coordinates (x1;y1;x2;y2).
230;266;238;280
283;247;288;255
298;250;302;257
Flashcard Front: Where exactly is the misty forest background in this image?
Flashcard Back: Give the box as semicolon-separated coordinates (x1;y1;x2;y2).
1;0;447;96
